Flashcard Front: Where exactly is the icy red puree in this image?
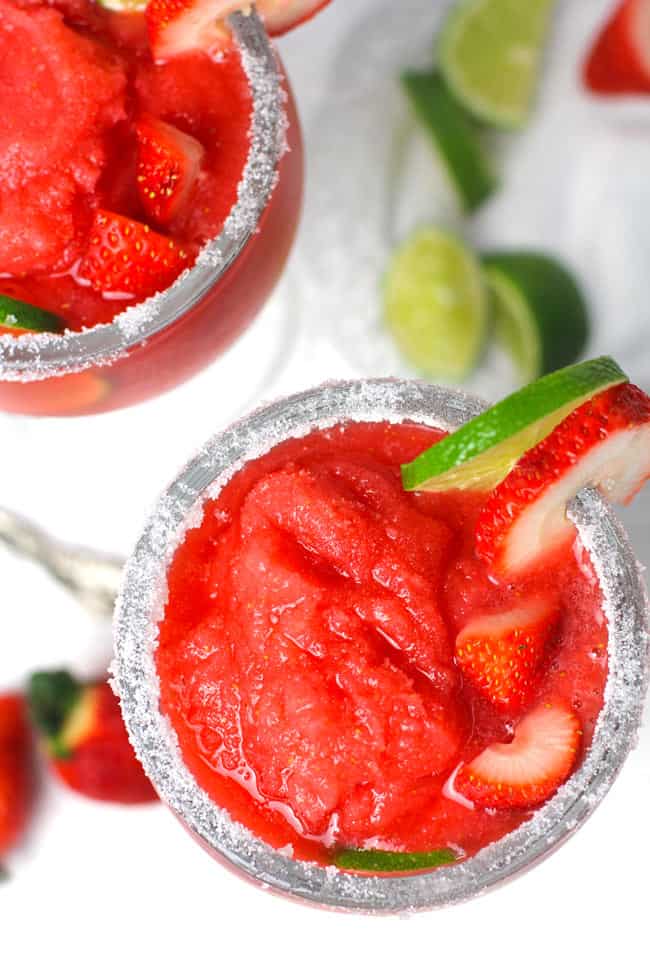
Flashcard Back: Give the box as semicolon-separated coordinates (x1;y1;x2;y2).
156;421;608;866
0;0;251;330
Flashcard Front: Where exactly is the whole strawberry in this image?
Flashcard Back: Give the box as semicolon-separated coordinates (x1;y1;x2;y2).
0;694;34;873
583;0;650;96
28;671;157;805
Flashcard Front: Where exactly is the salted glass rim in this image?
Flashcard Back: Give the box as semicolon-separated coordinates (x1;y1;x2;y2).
0;10;286;382
112;378;650;914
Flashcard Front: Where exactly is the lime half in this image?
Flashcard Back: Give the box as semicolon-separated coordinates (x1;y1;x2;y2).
0;295;64;334
483;252;589;382
401;70;497;213
401;356;627;492
438;0;557;128
383;227;487;380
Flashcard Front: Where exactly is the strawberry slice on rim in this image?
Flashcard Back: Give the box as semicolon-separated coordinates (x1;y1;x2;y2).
475;382;650;577
258;0;331;35
146;0;331;61
455;701;581;809
77;209;192;299
583;0;650;95
136;115;205;226
455;596;559;712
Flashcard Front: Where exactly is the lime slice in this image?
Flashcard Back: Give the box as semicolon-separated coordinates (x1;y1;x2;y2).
401;356;627;492
483;252;589;382
97;0;146;10
383;226;487;380
401;71;497;213
333;848;456;873
438;0;557;128
0;295;64;334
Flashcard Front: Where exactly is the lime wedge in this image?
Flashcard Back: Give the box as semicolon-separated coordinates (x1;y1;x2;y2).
383;226;487;380
438;0;557;128
483;252;589;382
0;295;64;334
401;70;498;213
334;848;456;873
97;0;146;9
401;356;627;492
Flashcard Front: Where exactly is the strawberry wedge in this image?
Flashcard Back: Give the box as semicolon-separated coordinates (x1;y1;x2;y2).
455;596;559;712
136;116;204;226
475;382;650;576
146;0;331;60
583;0;650;95
456;702;581;809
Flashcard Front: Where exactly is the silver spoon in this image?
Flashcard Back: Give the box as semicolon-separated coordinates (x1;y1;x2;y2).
0;508;122;618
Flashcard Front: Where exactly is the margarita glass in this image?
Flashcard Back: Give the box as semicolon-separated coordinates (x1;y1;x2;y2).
0;9;302;417
113;378;649;913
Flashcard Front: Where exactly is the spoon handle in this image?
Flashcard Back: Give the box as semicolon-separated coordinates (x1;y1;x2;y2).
0;508;123;618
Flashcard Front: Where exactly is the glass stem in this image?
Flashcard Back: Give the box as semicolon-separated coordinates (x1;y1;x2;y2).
0;508;122;617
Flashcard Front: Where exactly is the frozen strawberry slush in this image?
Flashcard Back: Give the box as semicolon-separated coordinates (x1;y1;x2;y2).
156;421;608;865
0;1;126;275
0;0;251;329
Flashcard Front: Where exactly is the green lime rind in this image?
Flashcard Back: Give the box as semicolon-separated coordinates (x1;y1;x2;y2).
383;226;488;380
483;252;589;382
401;356;627;492
438;0;557;129
401;70;498;213
334;848;456;873
0;295;64;334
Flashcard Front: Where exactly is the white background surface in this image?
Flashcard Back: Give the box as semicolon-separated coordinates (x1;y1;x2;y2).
2;1;650;971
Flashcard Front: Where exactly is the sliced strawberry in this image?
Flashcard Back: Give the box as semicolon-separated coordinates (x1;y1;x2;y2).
583;0;650;95
257;0;331;36
455;701;581;809
28;671;157;805
455;596;559;712
145;0;330;60
475;383;650;576
77;209;191;299
136;115;204;226
146;0;228;62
